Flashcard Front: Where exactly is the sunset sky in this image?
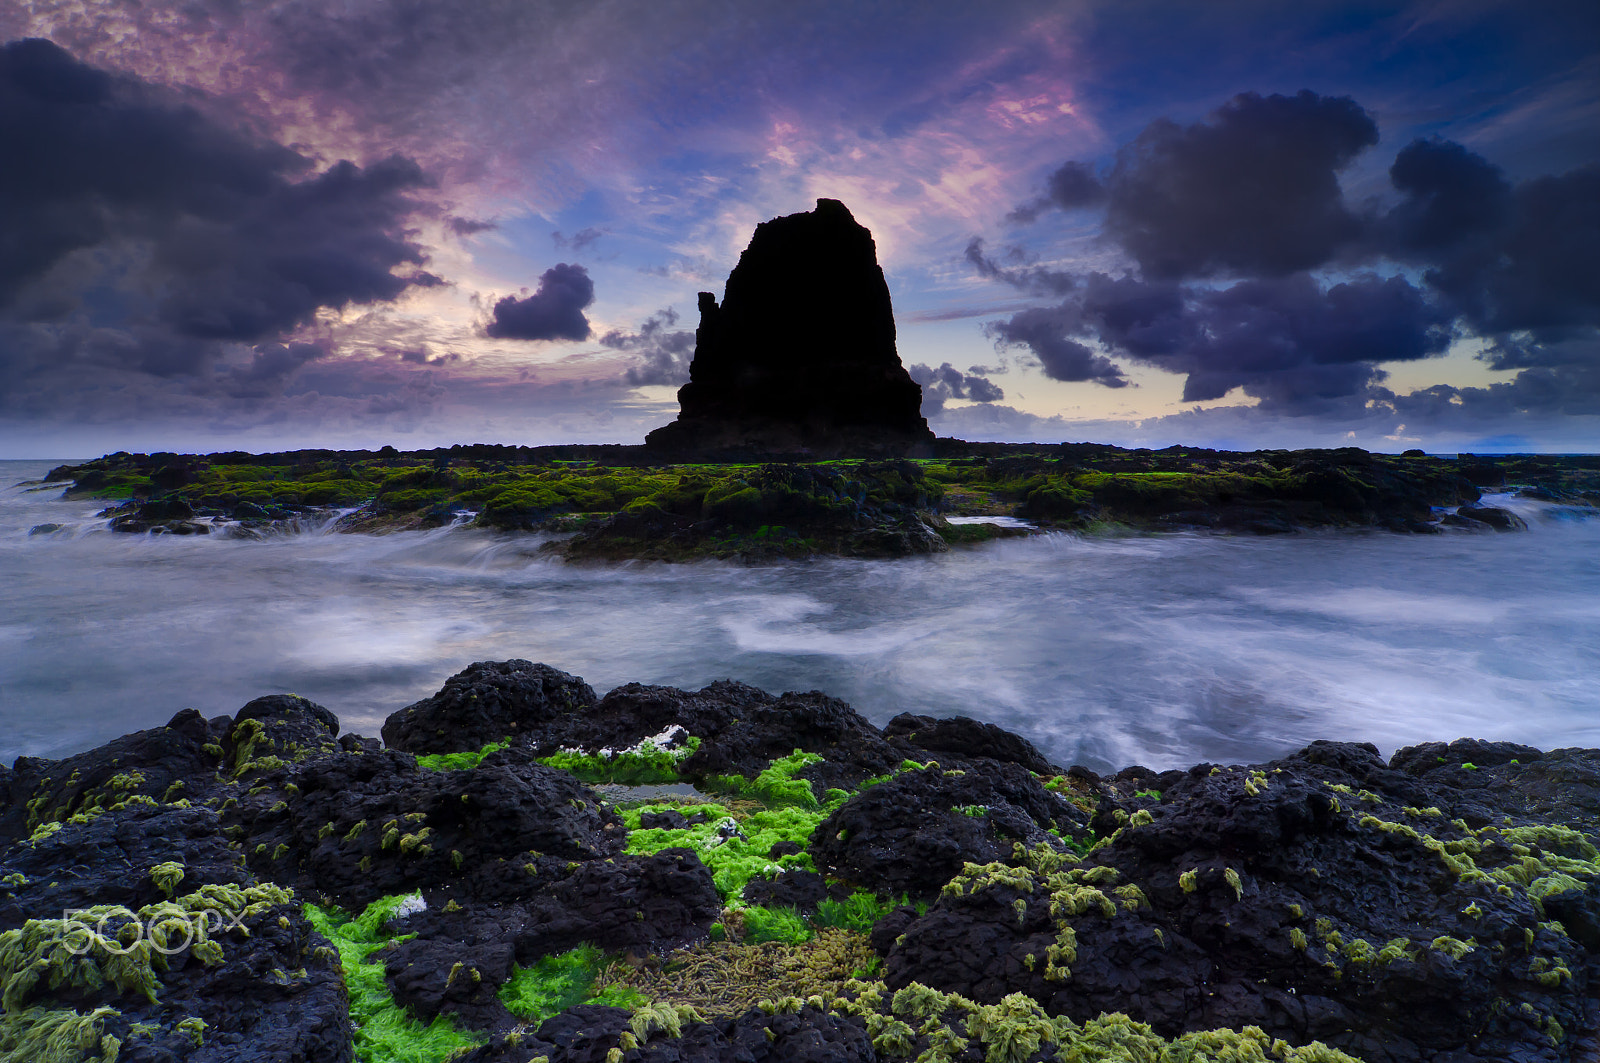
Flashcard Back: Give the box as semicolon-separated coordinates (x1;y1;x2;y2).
1;1;1596;457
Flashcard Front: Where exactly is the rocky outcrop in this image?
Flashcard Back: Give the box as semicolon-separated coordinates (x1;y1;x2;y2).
381;660;597;754
645;199;934;458
878;740;1600;1061
558;461;949;562
3;662;1597;1062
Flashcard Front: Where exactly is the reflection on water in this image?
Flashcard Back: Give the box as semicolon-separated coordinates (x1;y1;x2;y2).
3;460;1597;772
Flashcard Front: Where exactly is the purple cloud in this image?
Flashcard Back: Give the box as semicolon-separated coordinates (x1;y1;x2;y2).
485;263;595;342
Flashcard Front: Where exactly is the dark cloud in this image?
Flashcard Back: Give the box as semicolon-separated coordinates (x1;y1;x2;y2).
1008;91;1378;276
1008;160;1104;223
0;39;435;337
908;362;1005;414
484;263;595;341
0;37;437;412
232;341;327;388
602;308;697;387
1104;90;1377;279
1382;138;1513;257
984;271;1451;409
984;308;1128;388
980;89;1597;421
964;238;1075;297
1378;143;1599;408
1419;163;1599;345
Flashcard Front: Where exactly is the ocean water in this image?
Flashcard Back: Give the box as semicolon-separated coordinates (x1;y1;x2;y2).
3;458;1597;773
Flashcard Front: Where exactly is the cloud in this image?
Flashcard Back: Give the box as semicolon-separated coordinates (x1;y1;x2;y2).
983;306;1128;388
447;216;496;236
1417;161;1599;344
228;341;328;397
0;39;437;337
602;308;697;387
1102;90;1377;280
1009;90;1377;280
0;38;437;407
1007;160;1104;222
978;89;1598;423
1381;137;1513;257
908;361;1005;414
1376;142;1599;411
553;228;604;253
964;237;1075;297
484;263;595;341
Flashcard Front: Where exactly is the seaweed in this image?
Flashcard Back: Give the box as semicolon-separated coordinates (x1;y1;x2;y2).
740;906;812;946
0;1005;121;1063
498;944;646;1022
537;735;702;785
414;740;511;772
303;895;485;1063
705;749;825;808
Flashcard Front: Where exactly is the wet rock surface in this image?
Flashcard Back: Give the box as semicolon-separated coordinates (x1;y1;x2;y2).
2;660;1596;1062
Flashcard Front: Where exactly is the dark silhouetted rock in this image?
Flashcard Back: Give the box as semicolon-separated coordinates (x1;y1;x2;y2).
645;198;933;458
742;868;850;912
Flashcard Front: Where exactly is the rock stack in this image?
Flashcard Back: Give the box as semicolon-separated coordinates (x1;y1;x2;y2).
645;198;934;458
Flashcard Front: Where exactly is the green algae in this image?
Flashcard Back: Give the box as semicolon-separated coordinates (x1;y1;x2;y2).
0;1005;121;1063
0;884;293;1056
741;906;813;945
498;944;646;1023
1;884;292;1013
622;797;839;902
149;861;185;898
705;749;825;808
600;929;877;1018
414;740;511;772
814;890;916;933
303;895;485;1063
538;735;702;785
619;749;858;903
826;980;1364;1062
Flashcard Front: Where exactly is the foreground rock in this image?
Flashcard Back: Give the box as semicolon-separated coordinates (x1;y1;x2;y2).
2;661;1597;1062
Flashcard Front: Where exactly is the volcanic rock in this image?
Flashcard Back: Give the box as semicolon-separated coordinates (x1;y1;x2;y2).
381;660;598;754
645;198;934;458
809;759;1087;899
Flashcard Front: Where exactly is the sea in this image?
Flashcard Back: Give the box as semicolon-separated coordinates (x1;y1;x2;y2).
3;458;1597;774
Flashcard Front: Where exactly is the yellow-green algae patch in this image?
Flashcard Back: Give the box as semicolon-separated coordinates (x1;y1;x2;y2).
498;944;646;1023
303;894;485;1063
0;882;295;1061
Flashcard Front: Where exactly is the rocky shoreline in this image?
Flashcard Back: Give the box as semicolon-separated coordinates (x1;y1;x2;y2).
28;444;1600;561
2;660;1596;1062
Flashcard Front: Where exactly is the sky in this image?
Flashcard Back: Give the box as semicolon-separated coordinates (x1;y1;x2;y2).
1;0;1596;458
